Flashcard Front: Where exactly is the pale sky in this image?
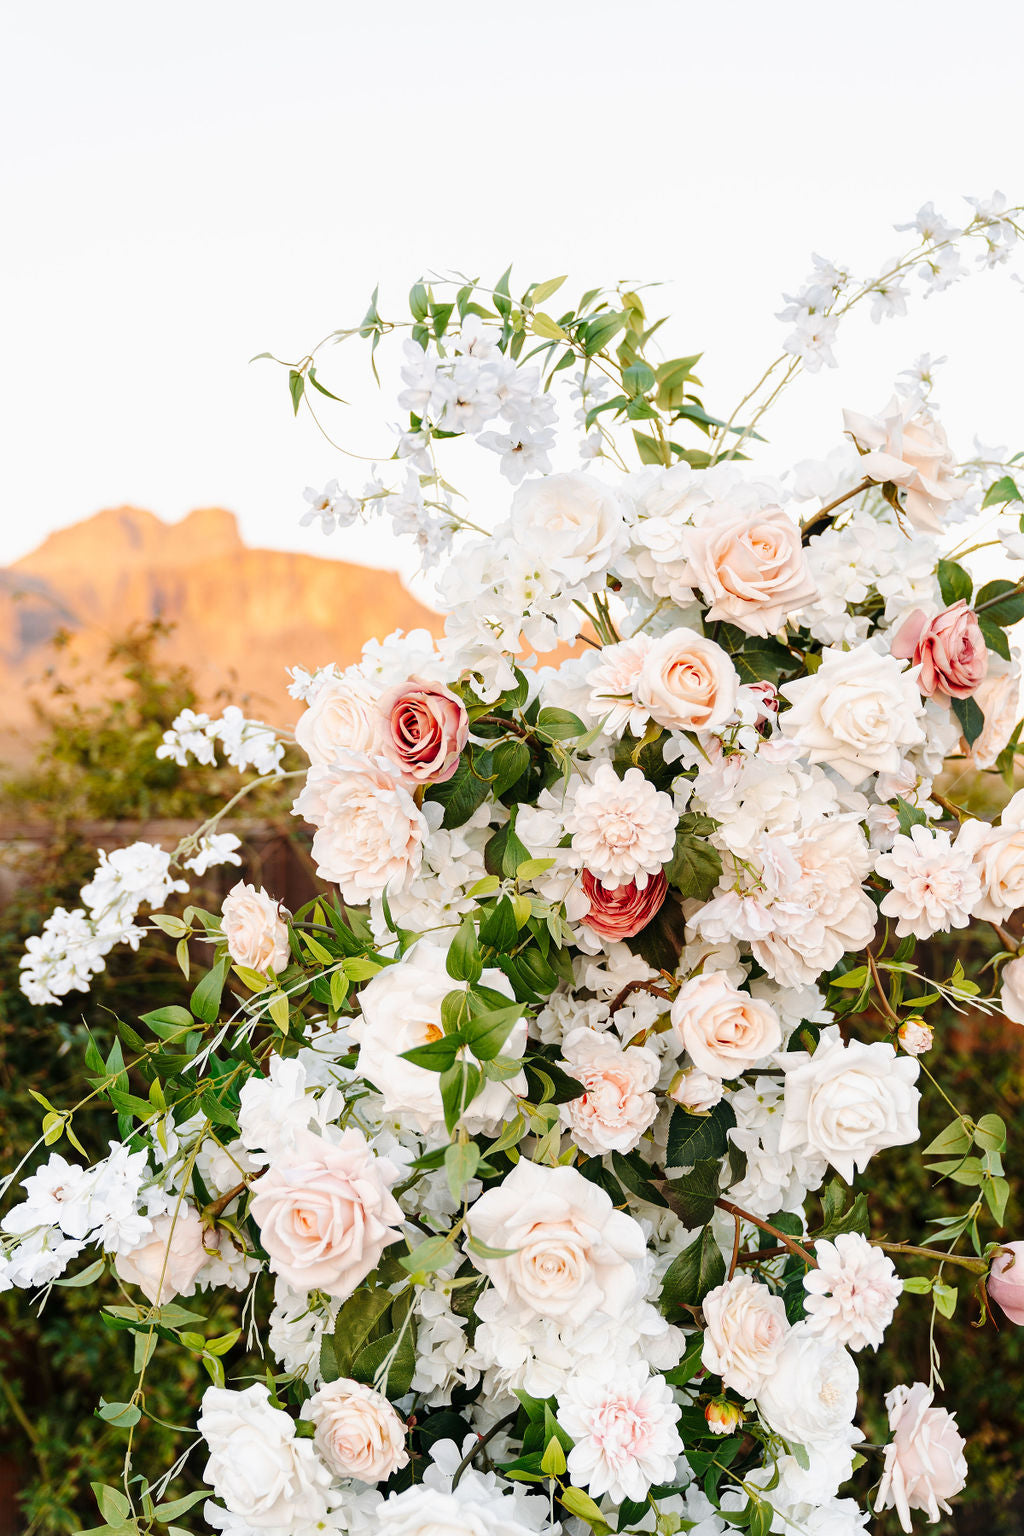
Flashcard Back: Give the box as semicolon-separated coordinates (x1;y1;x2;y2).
2;0;1023;588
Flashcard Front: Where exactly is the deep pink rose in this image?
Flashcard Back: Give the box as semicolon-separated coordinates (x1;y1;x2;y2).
378;677;469;784
891;600;988;703
580;867;668;940
988;1241;1024;1325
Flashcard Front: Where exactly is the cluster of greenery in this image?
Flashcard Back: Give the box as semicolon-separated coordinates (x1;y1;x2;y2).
1;631;1022;1534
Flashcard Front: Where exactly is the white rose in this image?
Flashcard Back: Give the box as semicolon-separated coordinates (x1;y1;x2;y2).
636;628;739;732
294;674;382;765
779;1035;920;1183
115;1207;208;1305
999;955;1024;1026
220;881;290;976
302;1378;409;1482
506;471;629;590
682;504;817;636
755;1322;860;1448
375;1482;539;1536
558;1026;660;1155
701;1273;790;1397
671;972;782;1078
349;938;527;1133
198;1383;335;1530
465;1159;646;1321
957;790;1024;922
292;751;427;905
780;643;926;785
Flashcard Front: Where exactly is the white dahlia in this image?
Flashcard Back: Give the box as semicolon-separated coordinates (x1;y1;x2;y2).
803;1232;902;1351
291;750;427;905
876;825;982;940
564;764;677;889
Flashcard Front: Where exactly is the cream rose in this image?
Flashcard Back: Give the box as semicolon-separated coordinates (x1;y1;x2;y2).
779;1035;920;1183
115;1206;208;1305
198;1384;335;1530
302;1378;409;1482
249;1127;404;1298
558;1026;660;1156
507;471;629;590
671;972;782;1079
465;1159;646;1321
681;505;817;637
636;628;739;732
875;1382;968;1533
970;660;1022;769
755;1322;859;1448
668;1066;724;1112
999;955;1024;1026
780;643;926;786
844;395;960;533
701;1273;791;1398
292;751;427;905
957;789;1024;922
350;938;527;1133
294;675;382;766
221;881;291;976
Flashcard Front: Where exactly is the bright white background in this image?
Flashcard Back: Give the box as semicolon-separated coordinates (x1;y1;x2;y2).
2;0;1022;582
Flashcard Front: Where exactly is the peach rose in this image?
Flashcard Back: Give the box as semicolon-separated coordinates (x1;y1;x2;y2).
970;660;1021;769
671;972;782;1078
891;600;988;703
875;1382;967;1532
295;675;382;766
221;882;291;976
302;1378;409;1481
987;1241;1024;1325
115;1206;208;1305
580;867;668;940
465;1159;645;1321
844;396;960;533
668;1065;724;1112
956;789;1024;923
249;1128;404;1298
378;677;469;784
558;1026;660;1156
701;1273;790;1397
636;629;739;733
682;505;817;637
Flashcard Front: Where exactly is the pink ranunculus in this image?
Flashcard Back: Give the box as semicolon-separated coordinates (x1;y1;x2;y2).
891;600;988;703
378;677;469;784
580;867;668;940
988;1241;1024;1325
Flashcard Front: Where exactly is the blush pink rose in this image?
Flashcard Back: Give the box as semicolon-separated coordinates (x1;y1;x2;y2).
249;1128;404;1298
681;505;818;637
988;1241;1024;1325
580;867;668;940
378;677;469;784
115;1207;208;1305
221;882;291;976
875;1382;968;1532
301;1379;409;1481
891;600;988;703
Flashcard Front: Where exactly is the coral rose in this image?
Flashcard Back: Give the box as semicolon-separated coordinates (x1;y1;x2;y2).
580;867;668;939
249;1128;403;1298
378;677;469;784
891;600;988;703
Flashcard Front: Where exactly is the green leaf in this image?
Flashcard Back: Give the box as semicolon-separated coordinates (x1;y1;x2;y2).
666;1100;737;1168
447;917;483;984
531;275;567;305
400;1035;464;1073
190;956;229;1025
933;1281;958;1319
901;1275;934;1295
662;1225;726;1310
979;615;1012;660
96;1399;142;1428
332;1287;394;1379
951;693;984;748
895;797;928;834
288;368;305;415
409;281;430;321
937;558;973;606
491;738;531;796
665;831;722;901
428;755;492;829
531;312;569;340
536;706;586;740
540;1435;567;1476
350;1319;416;1397
976;579;1024;628
982;474;1021;509
923;1118;973;1158
559;1484;609;1527
661;1160;721;1227
399;1234;456;1274
815;1180;870;1239
445;1140;480;1203
440;1060;483;1133
461;1000;525;1061
623;360;656;397
975;1113;1007;1152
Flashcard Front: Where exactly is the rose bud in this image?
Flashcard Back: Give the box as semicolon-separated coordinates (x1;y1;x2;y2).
988;1242;1024;1325
890;600;988;704
705;1398;744;1436
668;1066;724;1114
580;867;668;941
378;677;469;784
898;1018;933;1056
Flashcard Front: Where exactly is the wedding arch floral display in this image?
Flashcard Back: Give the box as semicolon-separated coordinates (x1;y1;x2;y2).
9;194;1024;1536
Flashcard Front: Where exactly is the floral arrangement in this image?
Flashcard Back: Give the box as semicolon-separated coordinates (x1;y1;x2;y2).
7;194;1024;1536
